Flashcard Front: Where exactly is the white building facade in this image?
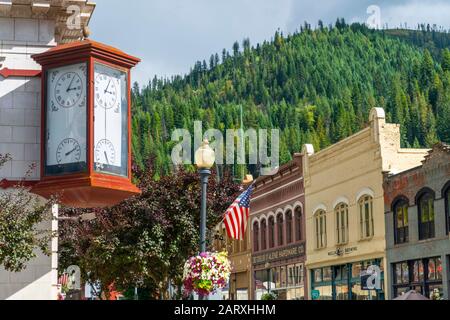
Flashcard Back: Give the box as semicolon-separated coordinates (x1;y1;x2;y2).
0;0;95;300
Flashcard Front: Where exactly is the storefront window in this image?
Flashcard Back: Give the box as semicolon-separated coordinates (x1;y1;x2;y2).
413;260;424;282
392;257;443;298
323;267;332;282
314;269;322;283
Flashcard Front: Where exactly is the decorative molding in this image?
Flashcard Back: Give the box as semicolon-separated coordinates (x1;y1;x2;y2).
0;68;41;78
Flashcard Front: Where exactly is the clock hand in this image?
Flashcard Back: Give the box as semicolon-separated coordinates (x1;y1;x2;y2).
66;76;76;93
104;80;111;94
65;147;77;157
104;151;109;164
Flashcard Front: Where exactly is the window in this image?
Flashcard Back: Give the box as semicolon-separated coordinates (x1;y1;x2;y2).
286;211;293;244
295;207;302;242
393;257;443;298
268;217;275;249
418;191;435;240
359;196;374;239
253;222;259;252
315;210;327;249
445;185;450;234
261;219;267;250
393;199;409;244
277;213;284;246
335;203;348;245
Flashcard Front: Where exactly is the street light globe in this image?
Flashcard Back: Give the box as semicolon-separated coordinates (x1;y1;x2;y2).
195;139;215;169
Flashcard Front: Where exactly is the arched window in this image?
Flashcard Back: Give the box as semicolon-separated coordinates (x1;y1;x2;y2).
286;210;293;244
277;213;284;246
253;222;259;252
393;198;409;244
418;191;435;240
359;195;374;239
261;219;267;250
335;203;348;245
314;210;327;249
295;207;302;242
268;216;275;248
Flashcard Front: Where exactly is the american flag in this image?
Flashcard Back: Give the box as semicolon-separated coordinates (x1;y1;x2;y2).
58;273;69;286
224;184;254;240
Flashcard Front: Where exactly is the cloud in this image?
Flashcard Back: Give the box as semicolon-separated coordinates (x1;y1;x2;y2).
90;0;450;84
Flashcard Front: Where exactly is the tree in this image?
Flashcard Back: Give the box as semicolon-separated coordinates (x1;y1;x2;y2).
0;154;55;272
442;48;450;72
59;161;240;299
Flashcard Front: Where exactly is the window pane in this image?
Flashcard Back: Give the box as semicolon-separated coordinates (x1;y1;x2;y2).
395;264;402;284
314;269;322;283
436;258;442;280
402;263;409;283
323;267;332;282
428;259;436;281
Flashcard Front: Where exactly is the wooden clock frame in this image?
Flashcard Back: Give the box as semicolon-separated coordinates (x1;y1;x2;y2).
31;40;141;208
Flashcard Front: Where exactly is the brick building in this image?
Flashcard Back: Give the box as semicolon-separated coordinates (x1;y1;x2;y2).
250;154;307;300
384;143;450;300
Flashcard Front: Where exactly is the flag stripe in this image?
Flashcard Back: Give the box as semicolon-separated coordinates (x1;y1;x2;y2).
223;185;254;241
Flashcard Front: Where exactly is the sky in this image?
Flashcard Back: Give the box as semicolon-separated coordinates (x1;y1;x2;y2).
89;0;450;85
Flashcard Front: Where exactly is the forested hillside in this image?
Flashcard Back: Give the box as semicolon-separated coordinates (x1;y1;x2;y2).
131;22;450;179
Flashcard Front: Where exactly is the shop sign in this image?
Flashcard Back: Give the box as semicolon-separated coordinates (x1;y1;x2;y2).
311;290;320;300
327;246;357;256
252;243;305;265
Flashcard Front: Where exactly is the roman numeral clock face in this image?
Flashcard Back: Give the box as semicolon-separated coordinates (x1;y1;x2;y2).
45;63;87;175
94;63;128;176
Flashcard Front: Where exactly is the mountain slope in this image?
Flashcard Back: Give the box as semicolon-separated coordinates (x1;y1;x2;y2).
131;22;450;178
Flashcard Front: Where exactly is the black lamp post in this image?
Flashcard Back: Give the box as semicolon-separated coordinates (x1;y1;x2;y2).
195;139;215;300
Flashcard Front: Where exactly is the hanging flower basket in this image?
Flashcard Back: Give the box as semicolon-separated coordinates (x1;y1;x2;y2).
183;251;232;297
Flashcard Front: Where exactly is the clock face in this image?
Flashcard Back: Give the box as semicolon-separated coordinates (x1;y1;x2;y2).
94;63;128;176
95;73;118;109
56;138;81;164
95;139;116;165
54;72;83;108
46;63;87;175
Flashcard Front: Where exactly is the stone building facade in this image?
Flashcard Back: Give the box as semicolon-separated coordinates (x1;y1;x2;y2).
0;0;95;300
303;108;429;300
250;154;307;300
384;143;450;300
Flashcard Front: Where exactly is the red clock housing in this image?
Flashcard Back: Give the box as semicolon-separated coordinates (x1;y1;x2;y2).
31;40;141;208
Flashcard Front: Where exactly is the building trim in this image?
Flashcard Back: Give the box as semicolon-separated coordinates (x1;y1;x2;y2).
252;178;303;201
0;68;41;78
0;179;39;189
251;194;305;216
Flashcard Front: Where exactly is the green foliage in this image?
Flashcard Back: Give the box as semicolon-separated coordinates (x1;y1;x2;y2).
131;23;450;178
0;154;55;272
59;162;240;299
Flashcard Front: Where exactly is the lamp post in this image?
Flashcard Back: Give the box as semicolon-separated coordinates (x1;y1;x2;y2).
195;139;215;300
